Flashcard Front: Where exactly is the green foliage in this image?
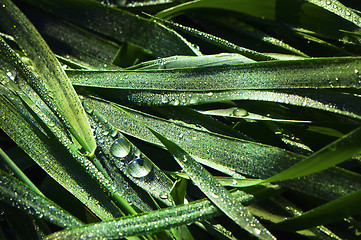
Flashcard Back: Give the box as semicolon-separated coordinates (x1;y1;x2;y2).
1;0;361;239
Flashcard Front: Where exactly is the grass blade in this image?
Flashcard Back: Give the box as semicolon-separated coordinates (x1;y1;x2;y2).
0;0;96;155
272;188;361;231
21;0;201;58
44;191;255;240
0;169;83;228
117;106;275;239
68;57;361;91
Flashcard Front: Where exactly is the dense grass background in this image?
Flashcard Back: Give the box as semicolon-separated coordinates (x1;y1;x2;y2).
1;0;361;239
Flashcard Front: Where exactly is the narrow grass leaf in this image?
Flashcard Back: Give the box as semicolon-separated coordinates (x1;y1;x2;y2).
126;53;255;70
0;1;96;155
21;0;201;58
117;108;275;239
83;103;175;207
123;89;361;121
0;88;120;220
0;170;83;228
272;188;361;231
83;97;361;201
68;57;361;91
147;14;275;61
156;0;360;43
44;191;255;240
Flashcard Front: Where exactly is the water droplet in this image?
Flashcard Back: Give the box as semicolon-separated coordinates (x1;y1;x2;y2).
110;137;132;158
232;108;248;117
102;130;109;136
127;158;153;178
346;11;351;16
326;0;331;5
159;191;168;199
110;130;118;138
232;180;238;185
6;72;16;81
178;133;183;139
252;228;261;235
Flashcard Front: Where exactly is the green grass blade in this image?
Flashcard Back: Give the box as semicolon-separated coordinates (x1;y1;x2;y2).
126;53;254;70
44;191;255;240
147;14;275;61
272;188;361;231
67;57;361;91
306;0;361;28
82;97;361;201
21;0;201;58
84;103;175;207
0;147;43;196
0;169;83;228
123;89;361;121
0;1;96;156
117;106;275;239
0;88;120;220
156;0;361;44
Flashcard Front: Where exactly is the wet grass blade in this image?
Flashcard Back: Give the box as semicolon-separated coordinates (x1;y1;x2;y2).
117;106;275;239
82;97;361;201
68;57;361;91
0;169;83;228
146;14;275;61
21;0;201;58
156;0;361;44
44;190;255;240
0;86;120;220
272;188;361;231
0;0;96;156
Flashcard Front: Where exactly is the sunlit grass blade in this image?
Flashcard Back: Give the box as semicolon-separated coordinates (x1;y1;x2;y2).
44;190;255;240
0;0;96;156
0;169;83;228
117;106;275;239
306;0;361;29
83;103;175;207
21;0;201;58
0;147;42;196
146;14;276;61
123;89;361;121
272;188;361;231
82;97;361;201
156;0;361;44
68;57;361;91
126;53;254;70
0;87;120;220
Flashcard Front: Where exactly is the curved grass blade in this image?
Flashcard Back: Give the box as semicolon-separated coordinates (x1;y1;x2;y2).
239;126;361;187
306;0;361;29
21;0;201;58
82;97;361;201
156;0;361;43
126;53;255;70
146;14;275;61
83;103;175;207
44;190;255;240
0;1;96;156
122;89;361;121
0;169;83;228
0;86;120;220
0;147;43;196
191;13;308;57
117;107;275;240
272;188;361;231
67;57;361;91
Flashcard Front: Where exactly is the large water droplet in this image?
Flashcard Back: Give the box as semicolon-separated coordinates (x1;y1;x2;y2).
159;191;168;199
110;137;132;158
127;158;153;178
232;108;248;117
